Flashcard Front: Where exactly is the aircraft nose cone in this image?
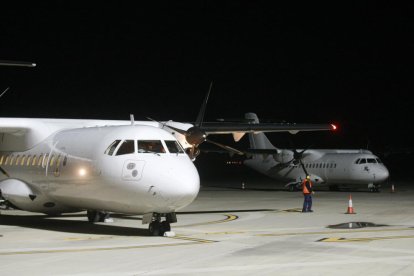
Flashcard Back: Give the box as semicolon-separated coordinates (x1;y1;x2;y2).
377;167;390;181
150;156;200;211
372;166;389;183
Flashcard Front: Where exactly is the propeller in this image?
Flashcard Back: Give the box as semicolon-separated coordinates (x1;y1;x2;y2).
276;141;311;178
165;82;244;160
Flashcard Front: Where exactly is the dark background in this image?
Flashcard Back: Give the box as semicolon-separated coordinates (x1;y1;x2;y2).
1;2;412;180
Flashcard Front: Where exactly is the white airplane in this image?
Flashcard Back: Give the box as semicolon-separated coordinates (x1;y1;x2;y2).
0;86;335;236
243;113;390;192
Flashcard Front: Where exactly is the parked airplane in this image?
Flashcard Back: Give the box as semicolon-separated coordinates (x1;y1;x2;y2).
0;89;335;236
243;113;389;192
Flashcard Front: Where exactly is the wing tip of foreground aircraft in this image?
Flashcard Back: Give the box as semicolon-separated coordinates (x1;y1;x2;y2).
0;60;36;67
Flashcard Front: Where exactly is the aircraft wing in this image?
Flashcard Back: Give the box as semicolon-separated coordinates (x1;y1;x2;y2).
199;122;335;135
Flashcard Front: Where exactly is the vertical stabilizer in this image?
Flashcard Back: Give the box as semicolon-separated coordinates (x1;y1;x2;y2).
245;113;277;150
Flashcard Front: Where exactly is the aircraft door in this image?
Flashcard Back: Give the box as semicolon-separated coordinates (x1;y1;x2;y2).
122;160;145;181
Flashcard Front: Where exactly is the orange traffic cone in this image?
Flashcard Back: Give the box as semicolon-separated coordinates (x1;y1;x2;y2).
345;194;356;214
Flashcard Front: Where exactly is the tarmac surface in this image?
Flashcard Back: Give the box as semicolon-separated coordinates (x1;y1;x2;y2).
1;180;413;275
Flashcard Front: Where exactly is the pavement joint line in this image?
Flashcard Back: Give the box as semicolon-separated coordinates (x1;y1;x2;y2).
0;238;215;256
170;235;217;243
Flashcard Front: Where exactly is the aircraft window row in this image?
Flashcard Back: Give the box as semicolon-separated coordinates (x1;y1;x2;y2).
0;154;67;168
300;163;337;169
355;158;382;164
104;139;184;156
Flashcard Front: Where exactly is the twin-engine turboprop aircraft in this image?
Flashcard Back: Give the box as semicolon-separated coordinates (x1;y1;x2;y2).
243;113;389;192
0;116;334;235
0;72;335;235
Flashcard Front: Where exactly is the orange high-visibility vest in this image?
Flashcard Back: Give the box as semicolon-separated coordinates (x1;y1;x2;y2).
302;179;313;194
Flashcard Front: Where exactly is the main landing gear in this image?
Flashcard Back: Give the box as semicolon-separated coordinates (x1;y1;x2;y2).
146;212;176;236
87;210;112;222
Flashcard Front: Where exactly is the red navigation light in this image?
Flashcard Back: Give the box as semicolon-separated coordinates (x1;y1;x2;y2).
331;124;338;130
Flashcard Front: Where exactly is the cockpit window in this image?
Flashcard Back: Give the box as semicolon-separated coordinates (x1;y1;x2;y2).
165;140;184;153
115;140;135;156
105;140;121;155
138;140;165;153
376;158;383;164
367;158;377;163
354;158;360;164
359;158;367;164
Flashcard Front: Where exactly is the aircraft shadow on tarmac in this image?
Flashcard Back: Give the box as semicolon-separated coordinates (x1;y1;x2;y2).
0;209;280;236
0;213;148;236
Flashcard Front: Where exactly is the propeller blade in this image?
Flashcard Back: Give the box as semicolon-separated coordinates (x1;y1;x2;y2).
0;87;10;99
298;159;309;177
0;166;10;177
206;139;244;156
164;125;187;135
195;81;213;127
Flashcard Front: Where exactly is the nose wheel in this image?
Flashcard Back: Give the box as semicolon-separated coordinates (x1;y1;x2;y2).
149;220;171;236
147;213;175;236
368;183;381;192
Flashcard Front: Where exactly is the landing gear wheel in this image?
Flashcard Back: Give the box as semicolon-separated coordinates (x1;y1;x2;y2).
87;210;100;222
161;221;171;233
149;221;160;236
87;211;109;222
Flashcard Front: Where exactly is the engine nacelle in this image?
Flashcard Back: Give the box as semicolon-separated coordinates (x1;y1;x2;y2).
274;149;293;163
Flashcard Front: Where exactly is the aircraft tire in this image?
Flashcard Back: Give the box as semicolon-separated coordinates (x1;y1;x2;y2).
149;221;160;236
161;221;171;234
87;210;100;222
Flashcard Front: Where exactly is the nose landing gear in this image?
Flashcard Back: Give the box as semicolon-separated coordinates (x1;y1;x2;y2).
146;212;176;236
368;183;381;192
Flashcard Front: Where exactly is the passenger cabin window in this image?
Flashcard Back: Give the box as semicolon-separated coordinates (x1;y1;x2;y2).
165;140;184;154
138;140;165;153
26;155;32;166
115;140;135;156
105;140;121;155
37;154;43;166
32;155;37;166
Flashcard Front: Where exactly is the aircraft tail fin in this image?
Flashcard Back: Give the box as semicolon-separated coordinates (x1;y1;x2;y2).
245;113;277;150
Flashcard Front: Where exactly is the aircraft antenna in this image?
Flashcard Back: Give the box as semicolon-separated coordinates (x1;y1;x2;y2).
130;114;135;125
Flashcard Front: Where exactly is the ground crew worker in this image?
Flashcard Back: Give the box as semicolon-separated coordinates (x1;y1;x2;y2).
302;175;314;212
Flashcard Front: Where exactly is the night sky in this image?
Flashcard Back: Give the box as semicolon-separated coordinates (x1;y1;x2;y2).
1;2;413;178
